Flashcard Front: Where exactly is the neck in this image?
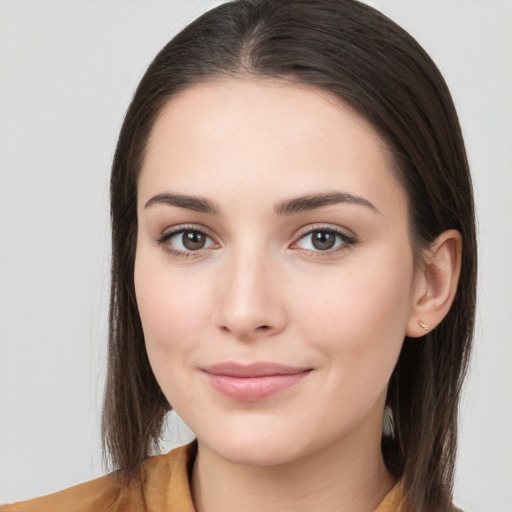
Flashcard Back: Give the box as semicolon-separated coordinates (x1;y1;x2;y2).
191;423;396;512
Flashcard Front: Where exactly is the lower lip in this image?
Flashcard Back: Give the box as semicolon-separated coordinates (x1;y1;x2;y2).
203;372;310;401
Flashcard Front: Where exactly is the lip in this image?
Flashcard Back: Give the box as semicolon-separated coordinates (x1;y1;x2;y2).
200;362;312;401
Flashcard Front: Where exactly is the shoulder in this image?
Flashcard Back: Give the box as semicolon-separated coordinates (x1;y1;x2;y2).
373;481;466;512
0;472;125;512
0;442;197;512
373;481;404;512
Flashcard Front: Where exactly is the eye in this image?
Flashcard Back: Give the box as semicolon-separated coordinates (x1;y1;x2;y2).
157;228;217;255
293;228;356;253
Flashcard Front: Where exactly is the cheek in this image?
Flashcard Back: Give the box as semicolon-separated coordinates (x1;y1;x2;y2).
297;258;414;390
134;250;206;374
135;243;206;335
134;255;209;411
135;269;178;347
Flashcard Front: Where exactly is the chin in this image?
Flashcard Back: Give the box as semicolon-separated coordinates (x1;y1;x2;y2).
192;412;331;468
203;435;304;467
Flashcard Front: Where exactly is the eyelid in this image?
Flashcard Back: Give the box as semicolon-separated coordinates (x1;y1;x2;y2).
290;224;357;254
293;223;356;239
154;222;356;258
156;224;219;256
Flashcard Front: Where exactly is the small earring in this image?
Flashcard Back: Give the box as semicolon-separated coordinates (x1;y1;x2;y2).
418;319;429;331
383;405;395;438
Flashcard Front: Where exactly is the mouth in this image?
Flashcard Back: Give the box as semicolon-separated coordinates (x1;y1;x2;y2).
200;362;312;401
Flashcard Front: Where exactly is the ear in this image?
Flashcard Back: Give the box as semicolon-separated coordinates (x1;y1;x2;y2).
406;229;462;338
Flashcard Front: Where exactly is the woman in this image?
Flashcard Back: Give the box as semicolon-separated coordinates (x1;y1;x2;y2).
2;0;476;511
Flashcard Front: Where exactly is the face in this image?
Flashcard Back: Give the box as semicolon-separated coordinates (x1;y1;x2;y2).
135;79;419;467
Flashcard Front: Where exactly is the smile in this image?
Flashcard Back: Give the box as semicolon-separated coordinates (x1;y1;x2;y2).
201;362;312;401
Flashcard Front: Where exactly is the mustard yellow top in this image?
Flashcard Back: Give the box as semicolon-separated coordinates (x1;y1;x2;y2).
1;443;403;512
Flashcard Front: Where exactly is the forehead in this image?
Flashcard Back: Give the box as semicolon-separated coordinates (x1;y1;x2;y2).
146;78;390;157
138;78;406;217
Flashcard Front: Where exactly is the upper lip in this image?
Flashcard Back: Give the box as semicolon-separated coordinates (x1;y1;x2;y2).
201;362;311;377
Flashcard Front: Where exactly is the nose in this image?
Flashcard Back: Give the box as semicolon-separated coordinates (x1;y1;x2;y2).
214;248;287;340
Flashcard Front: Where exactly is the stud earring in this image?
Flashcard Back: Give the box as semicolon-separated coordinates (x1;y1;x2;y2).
418;319;429;331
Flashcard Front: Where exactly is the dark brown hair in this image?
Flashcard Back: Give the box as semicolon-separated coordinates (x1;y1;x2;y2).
103;1;477;510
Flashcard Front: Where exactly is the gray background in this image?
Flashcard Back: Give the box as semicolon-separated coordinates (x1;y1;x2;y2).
1;1;511;510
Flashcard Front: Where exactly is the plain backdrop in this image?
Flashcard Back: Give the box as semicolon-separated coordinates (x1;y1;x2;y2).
1;1;511;510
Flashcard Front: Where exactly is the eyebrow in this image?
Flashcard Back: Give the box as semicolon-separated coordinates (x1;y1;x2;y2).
144;191;378;215
144;193;220;214
274;191;379;215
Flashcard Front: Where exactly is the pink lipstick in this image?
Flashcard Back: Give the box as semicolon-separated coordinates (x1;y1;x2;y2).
201;362;311;401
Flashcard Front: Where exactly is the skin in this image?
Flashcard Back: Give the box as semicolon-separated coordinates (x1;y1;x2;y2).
134;79;460;512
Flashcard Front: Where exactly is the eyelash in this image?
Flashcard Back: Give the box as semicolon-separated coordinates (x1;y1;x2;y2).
156;225;217;258
155;225;357;258
291;225;357;256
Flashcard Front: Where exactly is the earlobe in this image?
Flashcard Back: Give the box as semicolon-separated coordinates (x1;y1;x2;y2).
406;229;462;338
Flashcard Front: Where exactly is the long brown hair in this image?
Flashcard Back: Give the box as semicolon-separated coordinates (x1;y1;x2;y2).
103;1;477;510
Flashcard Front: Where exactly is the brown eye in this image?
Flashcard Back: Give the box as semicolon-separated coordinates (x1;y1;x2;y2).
293;227;356;254
311;230;336;250
182;231;207;250
158;228;216;254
